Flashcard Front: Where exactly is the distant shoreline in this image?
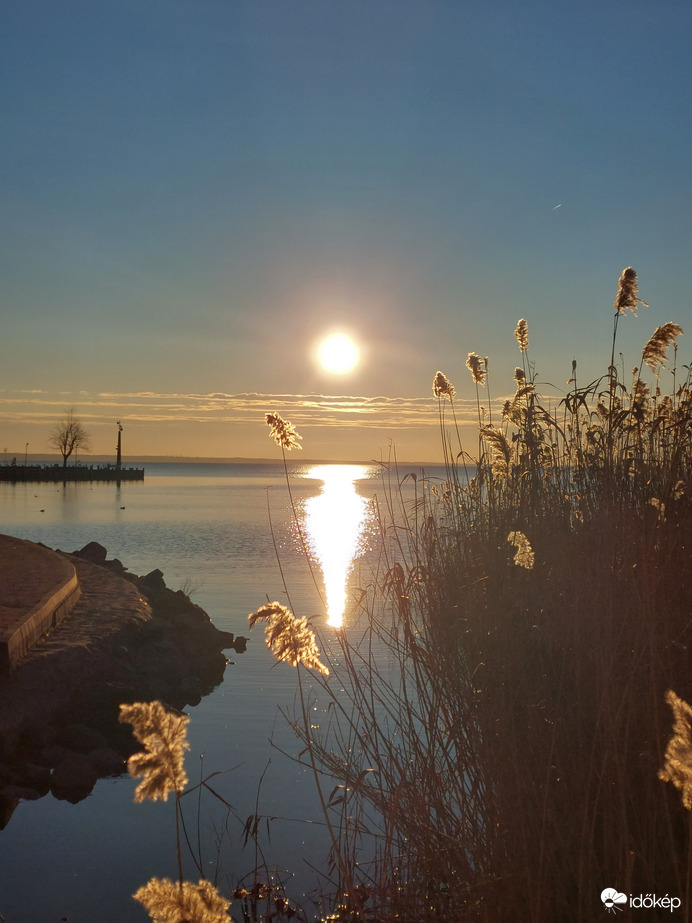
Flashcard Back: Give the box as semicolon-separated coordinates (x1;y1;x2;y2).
3;454;433;467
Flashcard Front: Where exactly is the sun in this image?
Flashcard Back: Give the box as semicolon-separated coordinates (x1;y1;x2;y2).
317;333;360;375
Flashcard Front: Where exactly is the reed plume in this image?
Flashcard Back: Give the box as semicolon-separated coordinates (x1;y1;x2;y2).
507;530;535;569
432;370;456;399
657;394;674;422
480;425;510;475
503;385;535;427
265;412;303;451
119;701;190;802
249;269;692;921
642;322;683;376
614;266;648;315
133;877;231;923
631;376;650;420
514;318;529;352
466;352;487;386
659;690;692;810
248;602;329;674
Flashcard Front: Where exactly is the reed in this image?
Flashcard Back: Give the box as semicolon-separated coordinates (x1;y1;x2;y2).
122;268;692;921
120;699;306;923
260;268;692;921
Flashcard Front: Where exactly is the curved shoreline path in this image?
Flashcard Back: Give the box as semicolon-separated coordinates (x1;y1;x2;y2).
0;534;81;670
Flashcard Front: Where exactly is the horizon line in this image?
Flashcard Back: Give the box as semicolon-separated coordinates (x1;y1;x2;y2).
6;452;442;468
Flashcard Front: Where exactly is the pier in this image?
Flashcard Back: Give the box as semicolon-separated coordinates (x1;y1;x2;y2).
0;463;144;483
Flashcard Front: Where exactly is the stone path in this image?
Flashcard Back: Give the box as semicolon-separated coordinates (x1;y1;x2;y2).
22;555;151;662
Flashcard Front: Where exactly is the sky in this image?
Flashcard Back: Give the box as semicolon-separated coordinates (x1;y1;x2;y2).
2;0;691;463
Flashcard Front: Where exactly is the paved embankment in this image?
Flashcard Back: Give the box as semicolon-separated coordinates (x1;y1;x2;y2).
0;534;81;669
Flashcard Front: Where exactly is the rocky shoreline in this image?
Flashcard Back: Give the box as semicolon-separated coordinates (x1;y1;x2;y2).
0;542;246;825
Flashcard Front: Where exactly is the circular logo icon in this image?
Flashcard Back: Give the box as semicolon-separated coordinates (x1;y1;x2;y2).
601;888;627;913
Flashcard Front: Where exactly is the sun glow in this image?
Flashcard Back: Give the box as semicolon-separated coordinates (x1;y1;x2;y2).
302;464;373;627
317;333;360;374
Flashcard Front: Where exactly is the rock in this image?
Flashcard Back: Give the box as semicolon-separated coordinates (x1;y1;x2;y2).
139;569;166;593
208;628;239;650
59;723;108;754
170;610;205;632
1;726;39;763
0;784;45;802
51;752;98;799
138;680;175;706
74;541;108;564
18;762;51;791
178;676;202;701
87;747;125;776
136;619;166;642
148;636;180;662
40;744;72;768
0;759;50;794
0;793;19;829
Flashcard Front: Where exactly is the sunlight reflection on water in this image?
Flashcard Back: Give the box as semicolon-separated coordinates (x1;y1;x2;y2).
301;464;375;628
0;461;424;921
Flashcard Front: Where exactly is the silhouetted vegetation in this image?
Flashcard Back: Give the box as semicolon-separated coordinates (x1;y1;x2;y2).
48;407;90;468
125;269;692;921
270;268;692;921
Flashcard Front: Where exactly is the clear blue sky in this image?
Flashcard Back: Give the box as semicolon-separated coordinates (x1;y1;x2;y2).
2;0;690;461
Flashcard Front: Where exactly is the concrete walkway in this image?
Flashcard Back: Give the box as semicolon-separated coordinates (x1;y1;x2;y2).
0;535;81;669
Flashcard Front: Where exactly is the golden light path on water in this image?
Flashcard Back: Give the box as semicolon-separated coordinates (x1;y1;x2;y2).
302;464;374;628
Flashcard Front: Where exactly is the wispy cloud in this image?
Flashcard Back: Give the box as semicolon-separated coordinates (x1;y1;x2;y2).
0;388;507;431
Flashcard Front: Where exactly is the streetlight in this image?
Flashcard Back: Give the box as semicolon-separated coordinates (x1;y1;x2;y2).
116;421;123;468
24;443;28;466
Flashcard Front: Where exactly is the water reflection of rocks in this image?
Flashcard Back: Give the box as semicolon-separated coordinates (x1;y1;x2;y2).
0;542;246;827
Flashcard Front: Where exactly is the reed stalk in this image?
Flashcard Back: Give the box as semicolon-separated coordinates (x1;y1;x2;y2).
263;268;692;921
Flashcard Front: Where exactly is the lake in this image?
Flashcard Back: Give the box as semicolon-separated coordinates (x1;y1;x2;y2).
0;460;428;922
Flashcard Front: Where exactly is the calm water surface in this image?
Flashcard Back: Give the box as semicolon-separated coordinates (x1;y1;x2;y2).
0;461;423;922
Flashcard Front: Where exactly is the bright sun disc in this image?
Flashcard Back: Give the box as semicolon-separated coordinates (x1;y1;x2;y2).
318;333;360;374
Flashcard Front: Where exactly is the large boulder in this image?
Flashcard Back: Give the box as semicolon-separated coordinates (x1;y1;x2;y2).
51;752;98;800
74;541;107;564
88;747;125;776
138;568;166;594
59;723;108;754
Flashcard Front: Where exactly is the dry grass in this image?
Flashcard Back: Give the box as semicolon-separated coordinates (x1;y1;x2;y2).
269;268;692;921
124;268;692;922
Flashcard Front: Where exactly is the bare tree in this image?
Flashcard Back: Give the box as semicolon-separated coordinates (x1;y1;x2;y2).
49;408;90;468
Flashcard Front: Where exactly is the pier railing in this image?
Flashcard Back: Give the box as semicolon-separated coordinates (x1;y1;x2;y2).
0;464;144;483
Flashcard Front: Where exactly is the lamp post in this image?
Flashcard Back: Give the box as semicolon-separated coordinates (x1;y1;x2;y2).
24;443;28;466
116;421;123;468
